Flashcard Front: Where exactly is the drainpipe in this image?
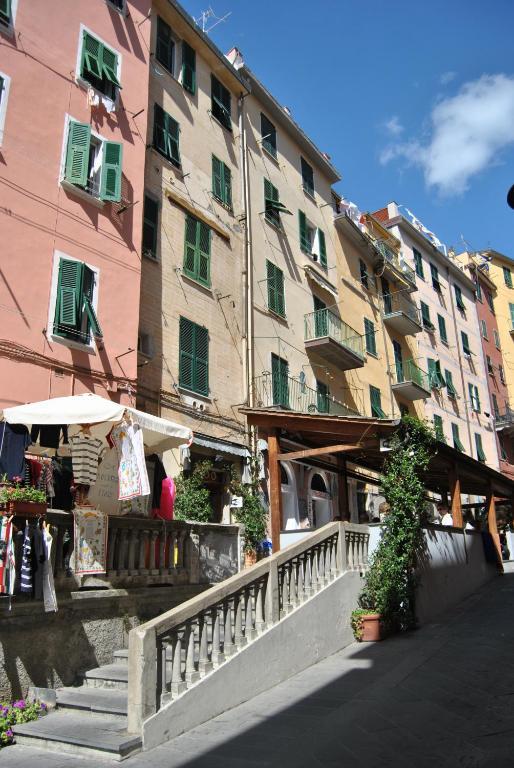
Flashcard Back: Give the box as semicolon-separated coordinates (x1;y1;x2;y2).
447;265;473;454
239;94;254;412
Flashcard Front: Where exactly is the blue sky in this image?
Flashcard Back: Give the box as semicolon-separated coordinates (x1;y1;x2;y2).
180;0;514;258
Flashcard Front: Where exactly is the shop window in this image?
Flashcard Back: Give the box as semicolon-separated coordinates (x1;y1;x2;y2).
298;210;326;266
153;103;180;167
79;29;121;100
62;120;122;202
51;256;102;345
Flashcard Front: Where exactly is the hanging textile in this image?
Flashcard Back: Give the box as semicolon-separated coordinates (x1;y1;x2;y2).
108;418;150;501
74;507;108;575
42;524;58;612
0;423;32;481
30;424;69;450
158;477;175;521
69;432;104;486
0;517;15;597
20;524;33;594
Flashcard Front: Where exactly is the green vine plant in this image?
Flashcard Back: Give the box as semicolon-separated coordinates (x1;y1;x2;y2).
229;457;268;554
357;416;436;633
174;460;215;523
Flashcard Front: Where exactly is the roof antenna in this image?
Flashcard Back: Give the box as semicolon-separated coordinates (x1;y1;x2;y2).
194;6;232;34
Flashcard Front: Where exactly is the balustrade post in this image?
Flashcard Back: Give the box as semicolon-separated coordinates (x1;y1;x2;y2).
184;620;200;685
117;529;129;575
198;612;213;676
234;592;247;648
168;531;177;572
310;547;319;592
159;527;167;575
107;526;118;574
296;556;305;604
223;598;235;657
255;579;266;631
265;558;280;625
177;530;188;569
149;530;159;574
128;529;139;575
244;586;256;640
170;632;186;697
138;530;149;576
211;605;224;665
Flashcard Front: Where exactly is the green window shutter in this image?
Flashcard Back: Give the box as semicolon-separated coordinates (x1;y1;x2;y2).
504;267;513;288
430;263;441;292
212;155;223;201
413;248;424;279
454;285;465;311
264;178;280;226
266;260;285;317
179;318;209;395
298;210;310;253
364;319;376;355
500;441;508;461
427;359;437;388
82;32;102;81
65;121;91;187
54;259;84;337
433;415;444;442
183;215;210;286
142;195;158;258
211;75;231;130
359;259;369;289
370;386;386;419
179;317;194;391
301;157;314;196
492;394;499;419
437;314;448;343
420;301;433;330
481;320;488;339
318;229;327;268
271;354;289;408
184;215;197;277
181;41;196;94
461;331;471;355
83;294;102;338
194;324;209;396
100;140;123;201
452;423;465;452
222;163;232;207
261;113;277;158
156;16;174;73
153;104;180;166
475;280;482;300
509;303;514;330
101;45;121;88
445;369;457;398
316;380;329;413
469;384;480;413
0;0;11;24
475;433;486;462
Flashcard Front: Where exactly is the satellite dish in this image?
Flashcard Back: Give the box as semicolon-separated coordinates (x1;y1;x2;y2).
507;185;514;210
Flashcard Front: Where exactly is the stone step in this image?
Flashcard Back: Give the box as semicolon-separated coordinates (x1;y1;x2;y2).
113;647;173;665
83;663;128;690
13;710;141;761
56;685;128;717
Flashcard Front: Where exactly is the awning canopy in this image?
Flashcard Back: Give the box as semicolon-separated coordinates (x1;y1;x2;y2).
2;393;192;454
193;434;250;459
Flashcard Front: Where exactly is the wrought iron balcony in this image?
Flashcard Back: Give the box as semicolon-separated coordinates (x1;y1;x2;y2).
252;374;360;417
374;240;417;292
380;293;422;336
390;359;431;401
304;308;365;370
495;408;514;434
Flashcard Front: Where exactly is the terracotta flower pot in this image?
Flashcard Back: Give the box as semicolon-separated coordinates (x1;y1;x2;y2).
7;500;47;518
244;550;257;568
361;613;382;642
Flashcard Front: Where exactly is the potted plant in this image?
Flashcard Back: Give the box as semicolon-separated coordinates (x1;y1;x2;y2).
351;608;381;642
174;460;214;523
0;478;47;517
230;460;267;567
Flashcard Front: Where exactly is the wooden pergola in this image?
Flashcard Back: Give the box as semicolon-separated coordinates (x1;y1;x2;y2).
242;409;514;553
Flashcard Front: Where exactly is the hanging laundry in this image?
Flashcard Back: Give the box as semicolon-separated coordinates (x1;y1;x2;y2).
158;477;175;521
51;457;73;511
108;418;150;501
0;516;15;597
69;432;104;486
20;524;33;594
0;423;31;481
30;424;69;450
42;523;57;613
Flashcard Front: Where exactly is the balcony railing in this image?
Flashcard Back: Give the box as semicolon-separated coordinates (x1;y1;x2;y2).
380;293;421;326
252;373;360;417
496;408;514;431
375;240;416;288
390;358;431;394
304;308;365;360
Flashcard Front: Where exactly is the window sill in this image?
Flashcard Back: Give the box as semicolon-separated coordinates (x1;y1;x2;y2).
211;195;233;215
47;332;96;355
302;187;316;203
150;146;182;171
208;110;233;136
261;145;279;164
142;251;159;263
178;387;212;402
76;76;118;110
366;351;379;360
264;215;284;234
61;180;105;209
268;308;287;323
181;272;212;294
0;20;14;38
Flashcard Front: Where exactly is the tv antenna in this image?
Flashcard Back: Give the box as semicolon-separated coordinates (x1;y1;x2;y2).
195;6;232;34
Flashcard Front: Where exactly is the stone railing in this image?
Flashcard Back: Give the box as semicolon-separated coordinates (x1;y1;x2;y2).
43;511;240;592
127;521;370;732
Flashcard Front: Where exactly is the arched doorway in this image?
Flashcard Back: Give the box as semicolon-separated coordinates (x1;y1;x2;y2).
309;471;332;528
281;462;299;529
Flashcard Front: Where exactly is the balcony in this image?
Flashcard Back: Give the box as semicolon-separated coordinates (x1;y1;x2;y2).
374;240;417;292
252;374;360;417
304;308;366;370
381;292;422;336
496;408;514;435
390;359;431;401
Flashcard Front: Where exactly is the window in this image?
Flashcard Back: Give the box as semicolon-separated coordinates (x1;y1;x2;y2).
420;301;434;331
179;317;209;396
0;71;10;147
454;285;465;311
138;331;154;358
63;120;122;202
155;16;175;74
500;440;508;461
212;155;232;208
428;359;444;389
153;104;180;167
399;404;409;418
413;247;424;279
107;0;125;10
492;393;499;419
370;386;386;419
183;215;211;286
468;383;481;413
298;211;326;267
0;0;11;26
313;295;327;337
509;303;514;330
359;259;369;290
504;266;513;288
301;157;314;197
266;260;285;317
480;320;488;339
475;279;482;301
271;354;289;408
79;30;120;100
430;263;441;292
316;380;329;413
181;42;196;94
486;355;494;375
445;369;457;399
461;331;471;356
364;318;376;355
261;113;277;158
142;195;159;259
475;433;486;462
485;289;494;313
211;75;231;131
500;364;506;385
433;414;445;442
493;329;501;349
264;178;289;227
452;423;465;452
438;314;448;344
52;257;102;345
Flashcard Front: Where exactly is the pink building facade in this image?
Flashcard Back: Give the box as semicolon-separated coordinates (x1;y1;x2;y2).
0;0;151;408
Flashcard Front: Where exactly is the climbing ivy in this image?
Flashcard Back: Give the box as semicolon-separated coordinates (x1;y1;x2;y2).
358;416;436;632
230;458;268;553
174;460;214;523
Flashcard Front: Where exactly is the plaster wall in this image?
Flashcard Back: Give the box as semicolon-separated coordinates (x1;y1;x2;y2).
488;255;514;408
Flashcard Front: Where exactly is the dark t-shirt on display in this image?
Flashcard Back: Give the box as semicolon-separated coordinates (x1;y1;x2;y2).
0;423;31;480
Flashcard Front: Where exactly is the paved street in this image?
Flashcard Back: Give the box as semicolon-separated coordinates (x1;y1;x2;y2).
4;566;514;768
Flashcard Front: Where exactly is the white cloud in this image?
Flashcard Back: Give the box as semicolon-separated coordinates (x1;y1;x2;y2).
380;74;514;196
383;116;404;136
440;71;456;85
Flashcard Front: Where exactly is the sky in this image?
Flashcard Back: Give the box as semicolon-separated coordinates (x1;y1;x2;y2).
179;0;514;258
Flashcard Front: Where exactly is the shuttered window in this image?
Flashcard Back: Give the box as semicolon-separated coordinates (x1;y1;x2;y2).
318;230;327;268
0;0;11;26
65;121;91;187
485;290;494;313
211;75;231;131
468;383;481;413
509;303;514;330
413;248;424;279
301;157;314;196
370;386;386;419
64;121;122;202
420;301;434;330
100;140;123;201
179;317;209;395
492;393;499;419
181;41;196;94
80;31;121;99
266;260;285;317
183;215;211;286
153;104;180;167
500;364;506;384
316;380;329;413
364;318;376;355
261;113;277;158
430;263;441;292
428;359;444;388
359;259;369;290
475;433;486;462
461;331;471;356
53;258;102;344
212;155;232;208
452;423;465;453
437;314;448;343
454;285;465;311
486;355;494;375
504;266;513;288
156;16;175;74
494;330;501;349
433;415;445;442
271;354;289;408
142;195;159;259
475;279;482;301
264;179;290;227
445;369;457;398
481;320;488;339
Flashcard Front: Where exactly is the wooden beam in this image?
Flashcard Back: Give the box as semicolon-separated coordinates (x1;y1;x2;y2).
486;485;503;569
337;457;351;522
448;464;463;527
276;443;365;462
268;430;283;554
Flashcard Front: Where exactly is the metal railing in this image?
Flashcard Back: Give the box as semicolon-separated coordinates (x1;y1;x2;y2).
389;358;430;390
127;521;370;731
380;293;421;325
496;408;514;429
252;373;360;417
375;240;416;286
304;308;365;360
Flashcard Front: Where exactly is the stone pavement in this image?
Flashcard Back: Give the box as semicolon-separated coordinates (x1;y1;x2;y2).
4;566;514;768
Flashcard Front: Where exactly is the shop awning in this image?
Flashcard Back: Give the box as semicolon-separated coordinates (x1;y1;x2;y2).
1;393;192;453
193;434;250;458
